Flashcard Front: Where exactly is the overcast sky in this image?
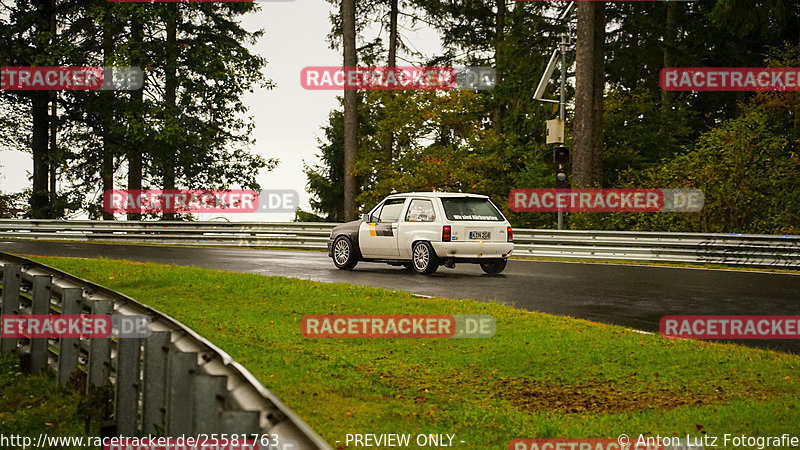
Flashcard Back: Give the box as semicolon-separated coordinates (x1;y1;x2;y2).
235;0;343;221
0;0;445;221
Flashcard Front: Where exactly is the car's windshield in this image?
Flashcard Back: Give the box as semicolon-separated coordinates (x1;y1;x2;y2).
440;198;504;221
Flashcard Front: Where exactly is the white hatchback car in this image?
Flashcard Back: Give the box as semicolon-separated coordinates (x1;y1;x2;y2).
327;192;514;274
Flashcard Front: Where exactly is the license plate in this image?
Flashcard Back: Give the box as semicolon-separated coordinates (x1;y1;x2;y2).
469;231;491;240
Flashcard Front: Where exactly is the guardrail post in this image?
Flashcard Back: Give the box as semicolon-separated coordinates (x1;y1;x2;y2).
165;349;198;436
30;275;52;373
220;411;261;435
142;331;170;435
57;288;83;386
115;336;142;436
87;299;113;391
1;263;21;355
191;374;228;434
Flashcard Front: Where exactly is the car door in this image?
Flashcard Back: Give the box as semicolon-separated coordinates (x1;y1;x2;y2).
358;198;405;258
397;198;440;259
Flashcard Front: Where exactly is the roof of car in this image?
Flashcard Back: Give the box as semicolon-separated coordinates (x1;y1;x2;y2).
386;192;489;199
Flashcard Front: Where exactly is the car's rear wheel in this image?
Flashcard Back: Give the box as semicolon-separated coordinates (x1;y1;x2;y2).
480;259;507;275
332;236;359;270
411;241;439;274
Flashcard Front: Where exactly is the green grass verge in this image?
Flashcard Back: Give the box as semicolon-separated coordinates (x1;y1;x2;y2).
20;255;800;449
0;356;103;449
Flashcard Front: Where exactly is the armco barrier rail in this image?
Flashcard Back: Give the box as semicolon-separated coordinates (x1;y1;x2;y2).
0;252;331;449
513;229;800;268
0;219;798;268
0;219;336;249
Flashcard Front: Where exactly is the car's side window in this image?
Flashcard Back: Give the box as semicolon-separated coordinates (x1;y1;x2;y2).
405;199;436;222
378;198;406;222
368;203;383;223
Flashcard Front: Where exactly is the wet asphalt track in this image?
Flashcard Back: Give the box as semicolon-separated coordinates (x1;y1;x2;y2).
2;240;799;354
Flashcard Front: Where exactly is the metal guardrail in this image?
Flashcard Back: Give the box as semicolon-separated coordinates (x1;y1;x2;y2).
513;229;800;268
0;219;798;268
0;252;331;449
0;220;335;249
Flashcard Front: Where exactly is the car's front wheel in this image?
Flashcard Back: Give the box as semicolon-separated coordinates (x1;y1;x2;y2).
480;259;507;275
332;236;359;270
411;241;439;274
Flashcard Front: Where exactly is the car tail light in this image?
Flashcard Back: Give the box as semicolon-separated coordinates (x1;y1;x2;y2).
442;225;451;242
507;227;513;242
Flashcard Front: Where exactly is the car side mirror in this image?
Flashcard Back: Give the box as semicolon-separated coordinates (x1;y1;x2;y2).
361;213;369;222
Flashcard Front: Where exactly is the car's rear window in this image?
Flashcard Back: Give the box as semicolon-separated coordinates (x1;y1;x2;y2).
440;198;503;221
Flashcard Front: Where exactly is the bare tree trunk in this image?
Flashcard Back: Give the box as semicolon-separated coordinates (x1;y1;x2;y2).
573;1;605;188
29;0;52;218
661;1;677;110
127;13;144;221
101;17;115;221
48;0;57;216
382;0;398;163
493;0;505;134
101;145;114;219
342;0;358;221
49;99;57;209
31;93;50;218
590;2;605;185
163;3;178;220
387;0;397;69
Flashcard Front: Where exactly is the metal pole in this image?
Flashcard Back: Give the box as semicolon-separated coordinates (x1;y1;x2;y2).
559;33;567;122
557;33;568;230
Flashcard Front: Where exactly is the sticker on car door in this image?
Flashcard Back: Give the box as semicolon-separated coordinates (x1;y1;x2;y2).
369;223;394;237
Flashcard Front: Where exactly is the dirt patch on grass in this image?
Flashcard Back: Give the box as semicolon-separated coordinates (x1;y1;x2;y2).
354;361;784;417
496;378;774;415
368;364;780;415
366;366;776;414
